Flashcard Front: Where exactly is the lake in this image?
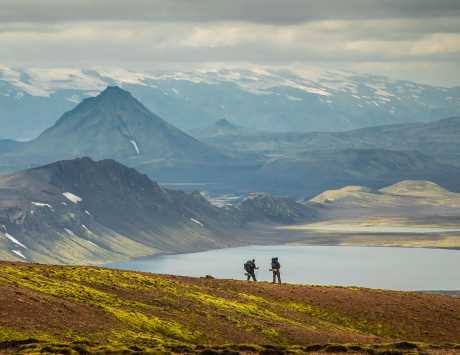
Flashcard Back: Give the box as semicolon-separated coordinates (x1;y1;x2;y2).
107;245;460;291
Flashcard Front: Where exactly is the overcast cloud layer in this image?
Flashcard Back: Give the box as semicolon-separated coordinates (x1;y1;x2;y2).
1;0;459;86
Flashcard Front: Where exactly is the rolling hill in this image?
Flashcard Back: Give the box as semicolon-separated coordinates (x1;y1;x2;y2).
0;261;460;354
308;180;460;223
311;180;460;210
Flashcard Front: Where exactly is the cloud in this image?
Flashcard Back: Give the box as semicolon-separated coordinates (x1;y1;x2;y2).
0;1;459;86
2;19;459;62
2;0;460;24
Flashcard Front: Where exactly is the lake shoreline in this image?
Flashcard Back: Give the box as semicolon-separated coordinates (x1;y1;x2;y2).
106;240;460;267
107;244;460;291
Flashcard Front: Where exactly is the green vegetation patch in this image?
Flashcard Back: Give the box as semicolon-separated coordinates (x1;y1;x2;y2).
186;291;285;322
38;266;187;294
0;265;198;343
0;326;53;343
287;302;396;337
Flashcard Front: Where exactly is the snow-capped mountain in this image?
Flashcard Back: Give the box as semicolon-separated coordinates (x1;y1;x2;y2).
1;65;459;140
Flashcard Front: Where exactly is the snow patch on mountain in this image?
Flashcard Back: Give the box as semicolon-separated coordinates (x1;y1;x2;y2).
4;233;27;249
0;65;455;105
190;218;204;227
287;95;303;101
32;202;53;210
130;140;140;155
63;192;82;204
0;67;106;97
81;224;91;233
64;228;77;237
11;249;26;259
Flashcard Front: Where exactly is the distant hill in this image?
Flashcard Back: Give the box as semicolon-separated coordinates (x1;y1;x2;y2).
238;193;317;224
1;261;460;354
190;118;254;138
380;180;452;197
0;157;313;264
310;180;460;212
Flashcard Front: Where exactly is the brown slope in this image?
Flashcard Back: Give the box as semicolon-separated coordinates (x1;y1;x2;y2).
0;261;459;354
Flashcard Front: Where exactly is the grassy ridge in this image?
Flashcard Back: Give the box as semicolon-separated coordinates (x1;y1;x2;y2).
1;261;460;354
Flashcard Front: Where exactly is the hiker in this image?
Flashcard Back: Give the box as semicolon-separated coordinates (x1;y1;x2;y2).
244;259;258;282
270;257;281;284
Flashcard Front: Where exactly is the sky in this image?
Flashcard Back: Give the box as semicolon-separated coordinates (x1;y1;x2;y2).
1;0;460;86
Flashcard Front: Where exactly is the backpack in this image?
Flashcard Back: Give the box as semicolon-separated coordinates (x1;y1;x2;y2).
271;258;280;269
244;261;252;272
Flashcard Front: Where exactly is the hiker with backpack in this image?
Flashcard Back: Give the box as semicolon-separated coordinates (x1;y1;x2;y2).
244;259;258;282
270;257;281;284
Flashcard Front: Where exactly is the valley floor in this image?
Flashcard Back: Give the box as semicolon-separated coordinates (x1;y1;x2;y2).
1;261;460;354
276;216;460;250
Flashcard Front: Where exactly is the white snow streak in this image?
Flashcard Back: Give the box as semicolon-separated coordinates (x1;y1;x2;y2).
63;192;82;204
32;202;53;210
11;250;26;259
190;218;204;227
130;140;140;155
64;228;77;237
286;95;303;101
5;233;27;249
83;239;98;248
81;224;91;233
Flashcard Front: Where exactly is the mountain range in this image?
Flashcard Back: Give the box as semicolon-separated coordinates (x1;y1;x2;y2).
249;149;460;197
0;157;314;264
197;116;460;163
1;84;460;198
193;116;460;196
1;66;460;140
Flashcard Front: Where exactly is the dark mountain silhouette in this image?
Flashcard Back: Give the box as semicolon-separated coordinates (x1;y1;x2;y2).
0;157;313;264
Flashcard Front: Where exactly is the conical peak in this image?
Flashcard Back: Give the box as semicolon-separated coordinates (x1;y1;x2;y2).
99;85;132;99
85;85;142;113
215;118;234;128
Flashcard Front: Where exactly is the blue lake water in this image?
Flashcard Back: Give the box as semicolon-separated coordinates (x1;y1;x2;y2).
107;245;460;291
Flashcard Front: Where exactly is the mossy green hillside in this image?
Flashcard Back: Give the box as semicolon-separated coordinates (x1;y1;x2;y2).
1;261;460;354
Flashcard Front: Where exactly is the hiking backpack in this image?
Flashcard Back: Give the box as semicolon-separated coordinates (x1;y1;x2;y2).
271;257;280;269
